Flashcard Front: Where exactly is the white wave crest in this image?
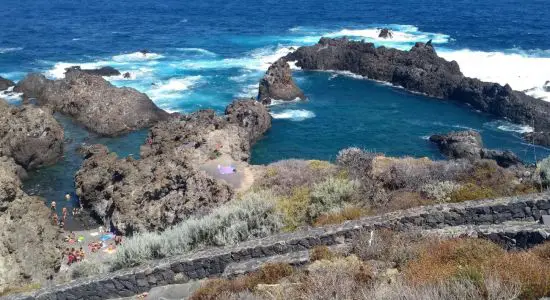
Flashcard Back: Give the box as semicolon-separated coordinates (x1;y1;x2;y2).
46;61;107;79
0;47;23;54
439;49;550;101
270;109;315;121
112;52;164;62
176;48;216;56
148;76;203;101
484;120;534;134
325;28;449;44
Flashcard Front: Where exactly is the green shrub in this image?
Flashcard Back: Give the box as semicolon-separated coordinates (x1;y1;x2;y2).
112;190;283;270
308;177;358;220
277;187;311;231
449;183;497;202
420;181;461;203
314;206;365;227
538;156;550;186
70;259;111;279
255;159;336;197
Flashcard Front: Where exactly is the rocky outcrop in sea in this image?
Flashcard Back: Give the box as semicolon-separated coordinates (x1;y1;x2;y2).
285;38;550;146
0;156;62;294
75;100;271;234
15;70;169;136
64;66;121;77
0;98;64;170
378;28;393;38
429;130;523;168
258;58;305;105
0;76;15;91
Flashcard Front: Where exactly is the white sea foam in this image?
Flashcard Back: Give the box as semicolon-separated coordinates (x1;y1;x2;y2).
324;28;449;44
270;109;315;121
0;47;23;54
112;52;164;62
176;48;216;56
484;120;534;134
47;61;107;79
148;76;203;101
439;49;550;101
0;87;23;103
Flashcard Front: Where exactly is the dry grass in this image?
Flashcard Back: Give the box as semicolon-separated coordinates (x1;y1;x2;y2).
352;229;427;268
0;283;41;297
313;206;366;227
405;238;550;299
190;263;293;300
309;246;335;262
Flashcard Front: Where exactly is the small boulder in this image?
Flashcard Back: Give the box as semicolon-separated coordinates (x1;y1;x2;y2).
544;80;550;92
258;58;305;105
378;28;393;39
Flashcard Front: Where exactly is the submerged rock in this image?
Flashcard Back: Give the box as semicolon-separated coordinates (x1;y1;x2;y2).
258;58;305;105
65;65;121;77
15;70;169;136
378;28;393;39
75;100;271;234
0;156;62;293
286;38;550;146
0;98;64;170
0;76;15;91
429;130;523;167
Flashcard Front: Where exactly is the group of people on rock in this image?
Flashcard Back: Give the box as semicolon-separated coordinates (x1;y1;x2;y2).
49;194;82;229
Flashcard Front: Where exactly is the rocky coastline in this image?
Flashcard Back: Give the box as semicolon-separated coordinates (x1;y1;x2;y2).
15;70;169;136
257;57;305;105
75;99;271;234
285;37;550;146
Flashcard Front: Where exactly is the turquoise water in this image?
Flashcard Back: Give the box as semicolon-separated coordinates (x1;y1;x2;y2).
1;0;549;206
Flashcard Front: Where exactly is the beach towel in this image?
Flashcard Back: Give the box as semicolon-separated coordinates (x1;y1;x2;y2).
100;233;114;241
217;164;235;175
77;236;85;243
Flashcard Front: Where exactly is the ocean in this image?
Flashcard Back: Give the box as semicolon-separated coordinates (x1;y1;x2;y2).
1;0;550;205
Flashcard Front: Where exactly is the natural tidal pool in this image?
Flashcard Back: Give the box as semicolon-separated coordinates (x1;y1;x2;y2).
23;71;550;209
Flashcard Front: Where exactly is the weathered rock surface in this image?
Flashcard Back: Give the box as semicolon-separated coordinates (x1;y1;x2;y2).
258;58;305;105
0;156;62;294
15;71;169;136
429;130;483;160
378;28;393;39
544;80;550;92
75;100;271;234
65;66;121;77
0;76;15;91
224;99;272;143
75;146;234;234
286;38;550;146
0;99;64;170
429;130;523;167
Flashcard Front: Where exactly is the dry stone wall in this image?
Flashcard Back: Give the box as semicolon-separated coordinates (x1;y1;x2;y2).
6;193;550;300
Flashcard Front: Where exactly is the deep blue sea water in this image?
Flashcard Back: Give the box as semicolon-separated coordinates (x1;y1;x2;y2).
1;0;550;205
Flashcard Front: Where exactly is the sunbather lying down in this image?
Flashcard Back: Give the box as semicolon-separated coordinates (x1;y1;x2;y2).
217;164;236;174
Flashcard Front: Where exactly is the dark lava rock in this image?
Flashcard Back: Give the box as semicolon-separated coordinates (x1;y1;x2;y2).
480;149;523;168
0;98;64;170
429;130;483;160
0;156;62;293
75;100;271;234
258;58;305;105
286;38;550;146
430;130;523;168
544;80;550;92
225;99;272;143
378;28;393;39
0;76;15;91
65;65;121;77
15;70;169;136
